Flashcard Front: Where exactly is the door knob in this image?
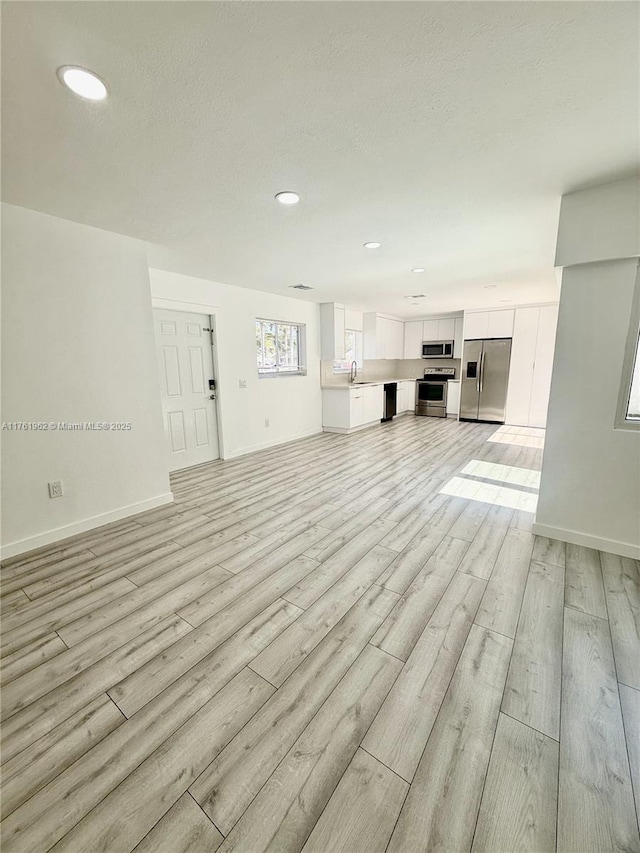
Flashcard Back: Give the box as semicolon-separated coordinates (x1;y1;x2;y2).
209;394;216;400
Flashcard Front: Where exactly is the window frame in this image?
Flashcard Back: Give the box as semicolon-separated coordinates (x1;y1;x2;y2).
333;328;363;373
614;266;640;431
256;318;307;378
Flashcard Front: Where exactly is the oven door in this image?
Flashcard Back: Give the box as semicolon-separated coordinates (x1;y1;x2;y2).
416;380;448;416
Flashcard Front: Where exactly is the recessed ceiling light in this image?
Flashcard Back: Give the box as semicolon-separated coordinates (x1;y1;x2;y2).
57;66;108;101
363;242;381;249
275;191;300;205
289;283;314;291
484;284;497;289
412;268;426;273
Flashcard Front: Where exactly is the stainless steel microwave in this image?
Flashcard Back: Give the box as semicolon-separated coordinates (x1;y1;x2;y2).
422;340;454;358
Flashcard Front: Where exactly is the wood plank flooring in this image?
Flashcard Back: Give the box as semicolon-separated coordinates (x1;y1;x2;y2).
1;415;639;852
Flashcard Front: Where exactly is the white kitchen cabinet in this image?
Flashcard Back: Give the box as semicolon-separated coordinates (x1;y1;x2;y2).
487;309;514;338
344;309;363;332
406;380;416;412
405;315;462;358
349;388;365;427
505;305;558;428
363;384;384;423
397;380;416;414
453;317;464;358
422;319;439;341
464;309;514;340
463;311;489;340
320;303;346;360
403;321;423;359
364;314;404;360
437;318;456;341
528;306;558;427
446;381;460;417
505;307;538;426
397;382;407;413
389;320;404;359
322;384;384;433
378;318;393;359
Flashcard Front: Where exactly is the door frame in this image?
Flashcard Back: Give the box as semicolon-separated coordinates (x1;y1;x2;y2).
152;297;226;463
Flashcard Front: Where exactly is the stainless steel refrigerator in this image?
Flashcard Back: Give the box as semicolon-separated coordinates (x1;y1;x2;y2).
460;338;512;423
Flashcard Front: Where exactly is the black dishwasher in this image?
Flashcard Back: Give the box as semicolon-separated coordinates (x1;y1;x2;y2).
383;383;397;422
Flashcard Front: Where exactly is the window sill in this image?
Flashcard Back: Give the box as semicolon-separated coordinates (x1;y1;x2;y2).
258;370;307;379
614;417;640;432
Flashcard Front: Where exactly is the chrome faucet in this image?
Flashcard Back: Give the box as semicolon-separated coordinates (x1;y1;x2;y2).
349;360;358;383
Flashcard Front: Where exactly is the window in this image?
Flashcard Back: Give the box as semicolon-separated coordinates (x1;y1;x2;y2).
615;272;640;429
625;331;640;420
334;329;363;372
256;319;306;376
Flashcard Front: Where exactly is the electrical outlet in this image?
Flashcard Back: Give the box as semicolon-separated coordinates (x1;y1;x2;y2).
264;418;270;428
239;379;247;389
48;481;63;499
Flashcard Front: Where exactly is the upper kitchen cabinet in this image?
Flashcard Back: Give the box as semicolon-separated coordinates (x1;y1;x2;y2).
403;314;463;359
422;319;439;341
344;308;364;332
423;316;460;343
464;309;515;340
436;317;455;340
403;320;423;359
364;313;404;359
320;302;346;360
505;304;559;428
453;317;464;357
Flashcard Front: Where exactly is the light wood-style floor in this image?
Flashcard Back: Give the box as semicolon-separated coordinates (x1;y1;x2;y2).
1;416;639;853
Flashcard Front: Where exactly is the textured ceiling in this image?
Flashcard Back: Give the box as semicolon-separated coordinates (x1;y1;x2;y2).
2;2;638;317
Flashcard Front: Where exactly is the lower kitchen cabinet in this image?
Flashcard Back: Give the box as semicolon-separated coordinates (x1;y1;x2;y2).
362;384;383;424
397;380;416;414
322;385;384;433
446;380;460;417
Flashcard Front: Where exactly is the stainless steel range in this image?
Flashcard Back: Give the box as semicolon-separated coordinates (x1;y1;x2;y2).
415;367;456;417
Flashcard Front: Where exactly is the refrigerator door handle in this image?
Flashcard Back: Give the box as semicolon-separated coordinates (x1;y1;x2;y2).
479;349;486;394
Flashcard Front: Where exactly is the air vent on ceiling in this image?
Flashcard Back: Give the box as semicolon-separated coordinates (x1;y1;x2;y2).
404;294;427;300
289;283;315;291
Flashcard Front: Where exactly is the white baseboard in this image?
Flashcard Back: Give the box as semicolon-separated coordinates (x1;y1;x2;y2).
0;493;174;561
323;419;381;435
532;522;640;560
222;429;324;460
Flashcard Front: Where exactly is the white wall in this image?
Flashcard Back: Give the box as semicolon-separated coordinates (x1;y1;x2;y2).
150;269;322;459
536;177;640;558
1;204;171;558
555;177;640;268
535;257;640;557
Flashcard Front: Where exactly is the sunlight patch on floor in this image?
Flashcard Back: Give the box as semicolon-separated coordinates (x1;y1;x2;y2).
460;459;541;489
440;475;538;512
487;432;545;449
486;425;546;449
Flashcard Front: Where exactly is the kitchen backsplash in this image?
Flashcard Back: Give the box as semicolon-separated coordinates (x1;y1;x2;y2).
321;358;462;386
404;357;462;375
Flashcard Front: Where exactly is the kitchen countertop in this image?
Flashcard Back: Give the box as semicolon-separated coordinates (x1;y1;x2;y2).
322;377;460;389
321;378;418;390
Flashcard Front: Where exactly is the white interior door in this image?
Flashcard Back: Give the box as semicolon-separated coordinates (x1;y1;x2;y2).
154;309;220;472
